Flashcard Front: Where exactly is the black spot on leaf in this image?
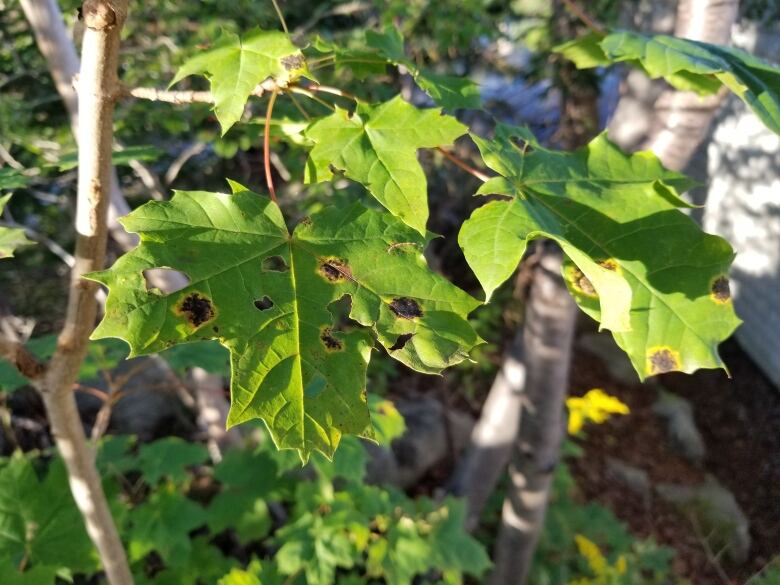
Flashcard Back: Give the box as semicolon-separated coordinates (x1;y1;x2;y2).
254;296;274;311
319;258;351;282
711;276;731;303
389;333;413;351
262;256;289;272
320;327;343;351
179;293;214;326
648;348;680;374
281;54;305;71
389;297;423;319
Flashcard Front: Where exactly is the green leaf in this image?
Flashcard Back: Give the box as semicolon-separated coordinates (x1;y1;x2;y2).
460;125;740;379
0;455;98;573
311;435;367;483
0;169;30;191
305;96;467;234
368;394;406;445
206;449;279;542
135;437;209;485
171;28;308;133
159;340;229;376
428;499;491;578
135;537;234;585
368;520;431;585
127;489;207;565
556;30;780;133
88;184;481;459
0;564;58;585
365;27;481;109
0;195;34;259
276;512;359;585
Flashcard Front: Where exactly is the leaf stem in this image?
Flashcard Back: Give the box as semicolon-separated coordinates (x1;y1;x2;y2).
288;86;337;111
300;83;359;102
264;87;281;203
560;0;606;34
436;147;491;182
270;0;289;35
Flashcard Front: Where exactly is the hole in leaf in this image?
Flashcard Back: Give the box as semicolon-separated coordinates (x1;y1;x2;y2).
389;333;413;351
178;293;214;327
262;255;289;272
389;297;423;319
254;296;274;311
143;268;189;295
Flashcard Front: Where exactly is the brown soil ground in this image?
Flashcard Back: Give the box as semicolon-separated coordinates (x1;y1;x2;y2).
571;335;780;585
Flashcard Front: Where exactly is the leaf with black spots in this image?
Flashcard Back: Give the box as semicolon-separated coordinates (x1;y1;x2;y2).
89;183;481;459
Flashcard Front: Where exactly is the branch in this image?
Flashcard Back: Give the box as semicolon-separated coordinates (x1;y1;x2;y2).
0;336;46;381
436;147;491;182
560;0;606;35
35;1;134;583
122;79;278;104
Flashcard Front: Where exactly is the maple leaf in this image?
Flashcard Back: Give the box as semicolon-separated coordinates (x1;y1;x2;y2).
304;96;467;234
88;183;481;458
459;125;740;379
0;195;33;259
171;27;308;133
556;31;780;134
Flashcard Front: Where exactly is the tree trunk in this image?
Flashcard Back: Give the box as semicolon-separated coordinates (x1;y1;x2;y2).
32;2;134;583
21;0;239;456
449;330;527;530
489;249;577;585
643;0;740;170
20;0;136;250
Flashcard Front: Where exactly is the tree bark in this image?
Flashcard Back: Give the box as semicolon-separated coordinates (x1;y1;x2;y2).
489;249;577;585
20;0;136;251
634;0;739;170
449;329;526;530
34;2;134;583
21;0;239;456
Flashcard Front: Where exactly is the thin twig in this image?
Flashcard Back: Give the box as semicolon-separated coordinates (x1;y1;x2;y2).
165;142;207;186
122;80;276;104
436;147;491;182
288;87;337;111
301;83;359;102
0;336;46;381
286;91;311;120
264;87;281;203
560;0;606;34
270;0;289;35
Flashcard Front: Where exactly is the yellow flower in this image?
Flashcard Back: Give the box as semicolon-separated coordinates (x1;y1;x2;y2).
566;388;630;434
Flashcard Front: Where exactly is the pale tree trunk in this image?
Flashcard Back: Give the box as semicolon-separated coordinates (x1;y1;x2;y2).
449;330;527;530
643;0;739;170
23;2;133;582
489;249;577;585
21;0;239;456
20;0;135;250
